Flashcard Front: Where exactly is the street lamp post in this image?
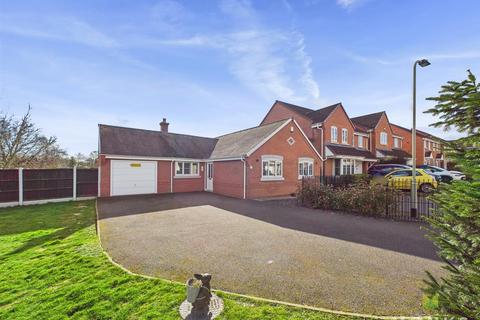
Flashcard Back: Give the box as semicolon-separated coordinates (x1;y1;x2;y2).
411;59;430;217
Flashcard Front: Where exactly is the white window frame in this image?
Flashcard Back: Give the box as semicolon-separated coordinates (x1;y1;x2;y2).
331;126;338;143
298;157;314;179
261;155;284;181
394;137;400;148
175;161;200;178
358;136;363;148
380;132;388;145
341;159;355;175
341;128;348;144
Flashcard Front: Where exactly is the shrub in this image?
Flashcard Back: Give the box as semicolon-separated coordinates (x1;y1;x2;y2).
298;179;389;216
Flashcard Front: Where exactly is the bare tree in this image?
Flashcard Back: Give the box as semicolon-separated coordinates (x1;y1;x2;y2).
0;106;66;168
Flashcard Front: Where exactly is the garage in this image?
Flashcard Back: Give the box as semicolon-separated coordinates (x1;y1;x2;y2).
110;160;157;196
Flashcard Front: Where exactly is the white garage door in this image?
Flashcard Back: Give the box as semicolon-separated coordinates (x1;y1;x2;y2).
111;160;157;196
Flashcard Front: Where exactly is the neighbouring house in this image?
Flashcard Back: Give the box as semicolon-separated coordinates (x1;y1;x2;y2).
350;111;412;164
98;118;322;199
260;100;377;176
390;123;447;167
259;100;449;174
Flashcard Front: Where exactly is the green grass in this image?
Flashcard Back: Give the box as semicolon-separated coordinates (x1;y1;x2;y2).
0;200;362;320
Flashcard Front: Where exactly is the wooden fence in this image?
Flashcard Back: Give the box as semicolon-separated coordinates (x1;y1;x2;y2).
0;168;98;206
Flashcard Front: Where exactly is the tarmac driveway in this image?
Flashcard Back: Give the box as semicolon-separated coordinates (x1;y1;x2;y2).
97;192;444;316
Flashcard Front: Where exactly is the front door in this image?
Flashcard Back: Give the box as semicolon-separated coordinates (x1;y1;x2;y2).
206;162;213;191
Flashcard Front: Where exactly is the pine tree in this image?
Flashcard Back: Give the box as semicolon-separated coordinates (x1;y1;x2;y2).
423;70;480;319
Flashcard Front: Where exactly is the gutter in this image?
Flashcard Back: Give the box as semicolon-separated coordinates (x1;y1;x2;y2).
241;155;247;199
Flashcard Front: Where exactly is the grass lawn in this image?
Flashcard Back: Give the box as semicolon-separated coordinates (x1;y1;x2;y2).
0;200;362;320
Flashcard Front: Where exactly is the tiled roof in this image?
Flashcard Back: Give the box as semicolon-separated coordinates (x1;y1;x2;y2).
391;123;445;142
276;100;340;124
353;124;369;133
326;144;377;159
99;119;291;160
351;111;385;129
99;125;217;159
210;119;289;159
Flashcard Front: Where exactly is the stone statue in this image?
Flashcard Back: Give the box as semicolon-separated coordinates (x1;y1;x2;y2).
190;273;212;317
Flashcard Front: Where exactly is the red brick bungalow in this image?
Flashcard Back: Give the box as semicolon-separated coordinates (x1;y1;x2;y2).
98;118;322;199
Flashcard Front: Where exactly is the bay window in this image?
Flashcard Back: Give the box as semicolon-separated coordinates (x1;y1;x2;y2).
261;155;283;181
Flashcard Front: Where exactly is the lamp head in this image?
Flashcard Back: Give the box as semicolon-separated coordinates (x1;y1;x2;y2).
417;59;430;67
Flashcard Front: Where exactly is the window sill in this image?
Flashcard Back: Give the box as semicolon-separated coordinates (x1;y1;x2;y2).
298;175;313;180
174;175;201;179
261;176;284;182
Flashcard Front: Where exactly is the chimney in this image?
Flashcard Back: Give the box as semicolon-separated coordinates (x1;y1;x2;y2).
160;118;169;133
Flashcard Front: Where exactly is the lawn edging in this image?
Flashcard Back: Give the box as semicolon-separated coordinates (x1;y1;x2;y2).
94;200;429;320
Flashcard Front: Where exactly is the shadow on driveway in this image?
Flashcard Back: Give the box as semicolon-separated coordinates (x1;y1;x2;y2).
97;192;439;261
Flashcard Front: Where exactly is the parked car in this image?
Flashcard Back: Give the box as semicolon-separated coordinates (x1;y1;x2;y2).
385;168;438;193
417;165;466;181
417;165;453;183
367;164;411;176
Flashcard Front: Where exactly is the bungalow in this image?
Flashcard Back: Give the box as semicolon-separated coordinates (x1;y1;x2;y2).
98;118;322;199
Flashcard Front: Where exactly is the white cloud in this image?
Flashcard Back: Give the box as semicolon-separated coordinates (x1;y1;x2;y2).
146;0;321;103
0;15;117;47
336;0;358;8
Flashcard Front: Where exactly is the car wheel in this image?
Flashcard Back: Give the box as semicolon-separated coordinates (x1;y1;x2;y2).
420;183;433;193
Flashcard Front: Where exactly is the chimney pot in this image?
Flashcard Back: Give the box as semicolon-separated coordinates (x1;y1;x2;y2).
160;118;169;133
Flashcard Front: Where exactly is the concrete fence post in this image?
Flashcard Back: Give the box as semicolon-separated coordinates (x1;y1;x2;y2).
73;166;77;201
18;168;23;206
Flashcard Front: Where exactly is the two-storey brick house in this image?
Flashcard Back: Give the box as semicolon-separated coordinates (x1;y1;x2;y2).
350;112;412;163
260;101;377;176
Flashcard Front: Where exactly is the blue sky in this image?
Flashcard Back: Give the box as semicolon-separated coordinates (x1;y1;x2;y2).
1;0;479;155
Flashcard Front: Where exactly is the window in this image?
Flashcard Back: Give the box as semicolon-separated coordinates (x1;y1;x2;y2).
298;158;314;178
331;126;338;143
341;128;348;144
393;137;400;148
380;132;388;145
358;136;363;148
341;159;355;175
175;161;199;176
261;155;283;180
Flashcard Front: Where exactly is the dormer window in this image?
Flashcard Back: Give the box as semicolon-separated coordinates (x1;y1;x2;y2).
341;129;348;144
331;126;338;143
380;132;388;145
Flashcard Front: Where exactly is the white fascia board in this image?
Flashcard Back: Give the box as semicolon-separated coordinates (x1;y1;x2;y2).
392;135;404;139
208;156;244;162
353;132;369;137
311;122;322;128
292;119;324;161
104;154;206;162
245;119;291;157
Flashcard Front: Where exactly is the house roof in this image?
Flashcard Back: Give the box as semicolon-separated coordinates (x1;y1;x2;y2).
350;111;385;129
98;124;217;159
99;119;294;160
275;100;341;124
210;119;289;159
326;144;377;159
377;149;412;159
390;123;445;142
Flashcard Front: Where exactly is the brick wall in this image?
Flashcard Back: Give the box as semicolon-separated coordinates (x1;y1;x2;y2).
157;160;172;193
373;113;393;153
260;102;314;139
213;160;244;198
246;121;320;199
323;106;355;146
172;162;205;193
99;155;110;197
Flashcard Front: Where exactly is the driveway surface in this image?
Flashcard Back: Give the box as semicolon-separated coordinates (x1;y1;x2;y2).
97;192;444;316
